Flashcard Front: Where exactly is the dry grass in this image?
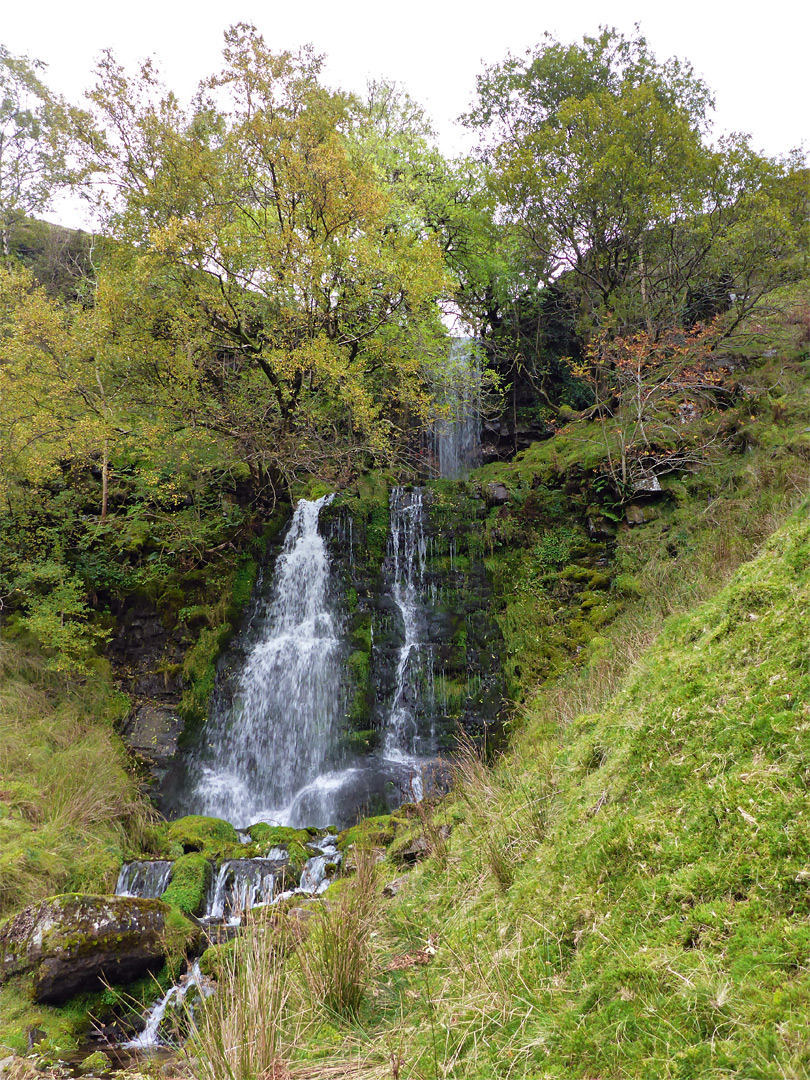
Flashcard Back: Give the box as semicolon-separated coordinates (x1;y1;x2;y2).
299;849;380;1020
187;910;293;1080
0;640;155;913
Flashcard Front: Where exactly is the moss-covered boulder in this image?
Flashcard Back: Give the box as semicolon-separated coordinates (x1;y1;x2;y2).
165;815;239;858
160;853;211;916
0;894;190;1004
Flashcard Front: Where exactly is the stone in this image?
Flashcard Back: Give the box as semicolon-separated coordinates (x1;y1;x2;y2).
632;474;662;493
586;515;616;541
382;876;409;898
0;894;176;1004
394;836;430;864
78;1051;112;1075
625;504;649;526
485;482;510;506
121;705;185;772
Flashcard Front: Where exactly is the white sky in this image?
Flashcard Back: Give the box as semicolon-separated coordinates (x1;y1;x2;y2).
3;0;808;230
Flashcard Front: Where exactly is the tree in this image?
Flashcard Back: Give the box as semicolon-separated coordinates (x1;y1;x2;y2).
465;27;803;337
76;26;448;492
0;47;73;266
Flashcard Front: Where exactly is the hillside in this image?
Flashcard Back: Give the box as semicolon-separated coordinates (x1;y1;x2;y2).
0;295;807;1077
0;26;808;1074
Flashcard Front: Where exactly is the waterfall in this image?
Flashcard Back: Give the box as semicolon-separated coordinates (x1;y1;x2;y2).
115;861;173;899
432;338;482;479
176;495;346;829
203;859;279;924
123;961;212;1050
381;487;436;795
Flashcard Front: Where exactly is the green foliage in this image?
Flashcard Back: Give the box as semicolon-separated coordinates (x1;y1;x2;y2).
160;853;211;916
0;47;75;263
9;561;110;673
164;815;239;859
466;27;804;337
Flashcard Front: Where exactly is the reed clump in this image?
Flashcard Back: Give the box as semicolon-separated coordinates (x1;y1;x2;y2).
299;849;380;1020
187;910;292;1080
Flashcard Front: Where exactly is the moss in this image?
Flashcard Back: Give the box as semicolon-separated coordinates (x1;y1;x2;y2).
246;824;311;874
165;815;239;858
198;939;236;979
159;853;210;916
230;557;257;613
337;813;407;853
77;1050;112;1073
161;906;200;979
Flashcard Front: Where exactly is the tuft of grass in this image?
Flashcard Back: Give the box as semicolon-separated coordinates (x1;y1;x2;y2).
0;642;155;915
299;850;380;1021
187;909;292;1080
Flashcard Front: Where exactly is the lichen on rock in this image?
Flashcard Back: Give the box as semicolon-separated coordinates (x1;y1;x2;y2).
0;894;193;1004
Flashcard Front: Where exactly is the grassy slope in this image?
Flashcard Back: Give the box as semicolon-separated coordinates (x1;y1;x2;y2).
0;647;155;917
286;304;810;1078
375;507;810;1079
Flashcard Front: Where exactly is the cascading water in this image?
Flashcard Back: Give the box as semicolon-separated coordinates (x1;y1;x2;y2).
204;858;280;924
123;961;212;1050
384;488;430;760
379;487;439;798
115;861;173;899
172;495;346;828
432;338;482;479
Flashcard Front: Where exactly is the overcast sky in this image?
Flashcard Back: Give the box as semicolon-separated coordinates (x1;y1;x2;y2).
4;0;808;229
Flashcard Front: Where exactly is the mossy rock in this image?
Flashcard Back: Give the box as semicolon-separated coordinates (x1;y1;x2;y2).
198;939;236;979
0;894;184;1004
160;853;211;916
77;1050;112;1074
338;813;406;853
165;815;239;858
247;824;312;871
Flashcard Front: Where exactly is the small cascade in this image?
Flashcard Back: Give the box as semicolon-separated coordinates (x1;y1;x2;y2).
175;495;346;828
298;835;341;895
123;961;212;1050
202;858;280;924
382;487;436;788
432;338;482;479
115;861;173;900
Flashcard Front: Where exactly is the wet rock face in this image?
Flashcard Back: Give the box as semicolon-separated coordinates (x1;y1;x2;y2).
0;894;171;1004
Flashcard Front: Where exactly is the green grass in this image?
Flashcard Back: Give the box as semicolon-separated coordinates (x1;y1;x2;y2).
253;306;810;1077
0;645;155;917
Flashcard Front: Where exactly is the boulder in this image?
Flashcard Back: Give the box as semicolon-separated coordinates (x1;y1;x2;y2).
0;894;174;1004
382;876;410;898
485;482;510;506
394;836;430;865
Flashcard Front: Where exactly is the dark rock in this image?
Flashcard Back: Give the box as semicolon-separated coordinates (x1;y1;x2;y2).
121;705;185;774
27;1028;46;1049
486;482;510;506
0;894;176;1004
625;504;650;526
382;876;410;898
586;515;616;541
395;836;430;864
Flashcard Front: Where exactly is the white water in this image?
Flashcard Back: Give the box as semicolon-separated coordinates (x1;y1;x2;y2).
202;858;280;924
432;338;482;479
382;488;435;795
183;495;345;828
115;861;173;899
123;961;211;1050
